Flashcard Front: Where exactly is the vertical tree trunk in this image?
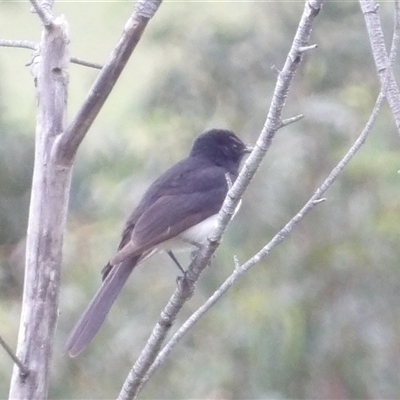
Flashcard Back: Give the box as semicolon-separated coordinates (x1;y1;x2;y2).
9;17;70;400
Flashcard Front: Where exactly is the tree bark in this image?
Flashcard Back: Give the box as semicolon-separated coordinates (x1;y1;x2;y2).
9;16;70;400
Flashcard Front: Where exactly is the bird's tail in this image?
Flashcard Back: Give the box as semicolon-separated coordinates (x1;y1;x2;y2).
65;255;140;357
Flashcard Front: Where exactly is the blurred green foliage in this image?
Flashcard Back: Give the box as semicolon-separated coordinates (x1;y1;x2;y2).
1;1;400;399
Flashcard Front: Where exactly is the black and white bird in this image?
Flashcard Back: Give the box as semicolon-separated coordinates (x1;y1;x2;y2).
65;128;252;357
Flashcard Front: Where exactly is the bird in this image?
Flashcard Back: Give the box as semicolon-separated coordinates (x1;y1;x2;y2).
65;128;252;357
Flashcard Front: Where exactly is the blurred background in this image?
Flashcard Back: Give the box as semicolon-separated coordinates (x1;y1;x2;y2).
1;1;400;399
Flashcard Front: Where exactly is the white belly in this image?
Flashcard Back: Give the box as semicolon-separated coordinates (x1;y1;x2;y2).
179;214;219;246
155;199;242;252
175;198;242;248
137;200;242;265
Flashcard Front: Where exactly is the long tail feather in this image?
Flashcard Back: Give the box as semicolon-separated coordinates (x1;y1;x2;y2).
65;256;140;357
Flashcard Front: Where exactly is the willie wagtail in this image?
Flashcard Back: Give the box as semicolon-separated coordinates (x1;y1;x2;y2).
65;129;252;356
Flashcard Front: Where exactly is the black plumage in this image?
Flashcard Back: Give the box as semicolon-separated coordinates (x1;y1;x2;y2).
65;129;251;357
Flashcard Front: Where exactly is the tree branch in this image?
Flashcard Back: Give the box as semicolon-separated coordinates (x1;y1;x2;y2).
117;1;324;399
298;43;318;52
0;39;102;70
0;39;37;51
55;0;163;165
69;56;102;70
29;0;54;27
280;113;304;128
359;0;400;135
0;335;28;377
8;14;70;400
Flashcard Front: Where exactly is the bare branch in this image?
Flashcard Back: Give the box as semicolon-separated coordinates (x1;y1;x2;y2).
0;335;28;377
55;0;163;165
312;198;326;205
359;0;400;135
70;56;102;70
29;0;54;27
271;64;280;76
390;0;400;64
0;39;37;50
0;39;102;70
280;113;304;127
117;1;324;399
298;43;318;52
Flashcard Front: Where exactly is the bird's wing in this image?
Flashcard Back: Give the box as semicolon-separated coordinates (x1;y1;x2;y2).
110;182;227;265
108;162;232;269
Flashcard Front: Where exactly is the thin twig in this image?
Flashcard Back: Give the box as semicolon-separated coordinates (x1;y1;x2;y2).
280;114;304;127
298;43;318;52
359;0;400;135
0;39;103;70
390;0;400;67
29;0;54;27
312;198;326;205
0;334;28;377
271;64;280;76
0;39;37;51
70;56;102;70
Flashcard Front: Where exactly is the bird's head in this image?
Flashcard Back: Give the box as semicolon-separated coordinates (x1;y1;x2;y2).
190;129;252;169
